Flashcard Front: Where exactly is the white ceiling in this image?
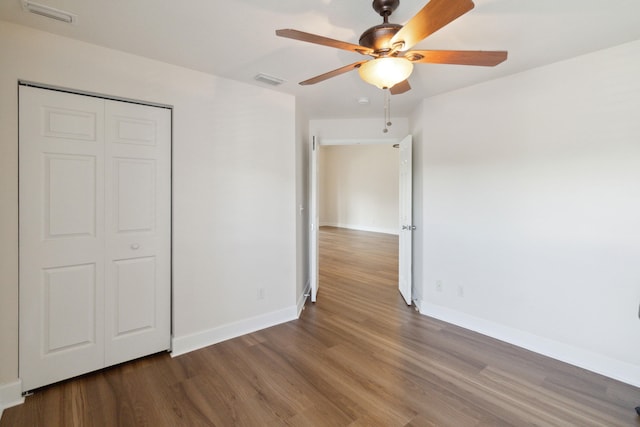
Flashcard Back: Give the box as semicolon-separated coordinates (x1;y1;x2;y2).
2;0;640;119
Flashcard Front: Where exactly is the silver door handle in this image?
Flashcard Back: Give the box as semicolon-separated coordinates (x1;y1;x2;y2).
401;225;417;231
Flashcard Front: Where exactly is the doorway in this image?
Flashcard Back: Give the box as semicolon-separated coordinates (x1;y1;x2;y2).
310;137;412;305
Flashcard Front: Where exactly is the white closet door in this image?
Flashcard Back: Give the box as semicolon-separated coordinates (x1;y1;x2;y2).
104;101;171;366
19;86;171;391
19;86;106;391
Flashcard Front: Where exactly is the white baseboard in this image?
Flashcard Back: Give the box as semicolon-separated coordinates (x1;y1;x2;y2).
0;380;24;419
171;305;299;357
419;302;640;388
297;279;310;317
320;222;398;235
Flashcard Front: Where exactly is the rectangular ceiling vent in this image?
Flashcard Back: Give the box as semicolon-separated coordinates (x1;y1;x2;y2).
254;73;285;86
22;1;77;24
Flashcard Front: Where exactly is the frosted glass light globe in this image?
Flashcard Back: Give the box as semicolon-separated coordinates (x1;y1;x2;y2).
358;57;414;89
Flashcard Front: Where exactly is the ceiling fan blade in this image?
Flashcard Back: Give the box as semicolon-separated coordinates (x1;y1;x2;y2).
408;50;508;66
390;0;475;51
299;61;368;86
276;29;373;56
390;79;411;95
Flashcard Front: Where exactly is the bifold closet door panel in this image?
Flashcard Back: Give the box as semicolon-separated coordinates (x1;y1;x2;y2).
104;100;171;367
19;86;106;391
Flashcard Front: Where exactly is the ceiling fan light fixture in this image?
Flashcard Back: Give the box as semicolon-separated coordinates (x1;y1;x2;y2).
358;57;413;89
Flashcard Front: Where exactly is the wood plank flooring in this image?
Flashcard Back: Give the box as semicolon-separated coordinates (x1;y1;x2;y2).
3;226;639;426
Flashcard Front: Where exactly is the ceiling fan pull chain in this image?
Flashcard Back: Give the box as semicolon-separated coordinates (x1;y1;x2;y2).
383;90;389;133
387;89;392;127
382;89;392;133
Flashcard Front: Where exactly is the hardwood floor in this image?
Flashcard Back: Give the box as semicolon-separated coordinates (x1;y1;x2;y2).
3;226;639;426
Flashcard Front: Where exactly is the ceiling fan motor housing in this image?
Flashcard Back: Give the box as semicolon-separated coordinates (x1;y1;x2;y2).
363;0;402;54
359;23;402;53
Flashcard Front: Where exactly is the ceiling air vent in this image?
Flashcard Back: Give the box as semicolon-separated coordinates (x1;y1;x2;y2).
22;1;77;24
254;74;285;86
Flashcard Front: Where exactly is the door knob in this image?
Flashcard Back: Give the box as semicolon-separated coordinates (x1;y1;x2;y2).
130;243;140;250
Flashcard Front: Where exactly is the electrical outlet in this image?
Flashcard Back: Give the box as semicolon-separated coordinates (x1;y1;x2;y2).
436;280;443;292
257;288;265;300
457;286;464;297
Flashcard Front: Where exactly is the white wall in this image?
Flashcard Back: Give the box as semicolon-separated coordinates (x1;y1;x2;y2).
414;40;640;386
0;21;298;403
320;145;399;234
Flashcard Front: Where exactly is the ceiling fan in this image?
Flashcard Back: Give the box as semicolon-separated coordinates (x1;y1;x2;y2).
276;0;507;94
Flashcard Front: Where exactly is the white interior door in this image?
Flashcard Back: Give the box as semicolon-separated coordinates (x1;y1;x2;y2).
398;135;413;305
19;86;171;391
19;86;107;391
104;101;171;366
309;136;319;302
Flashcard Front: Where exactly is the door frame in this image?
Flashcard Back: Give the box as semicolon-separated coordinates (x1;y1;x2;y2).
18;80;172;110
308;135;412;304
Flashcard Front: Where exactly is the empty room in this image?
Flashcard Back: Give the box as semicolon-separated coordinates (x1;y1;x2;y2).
1;0;640;425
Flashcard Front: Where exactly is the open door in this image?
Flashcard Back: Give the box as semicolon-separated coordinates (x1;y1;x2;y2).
309;136;319;302
398;135;413;305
